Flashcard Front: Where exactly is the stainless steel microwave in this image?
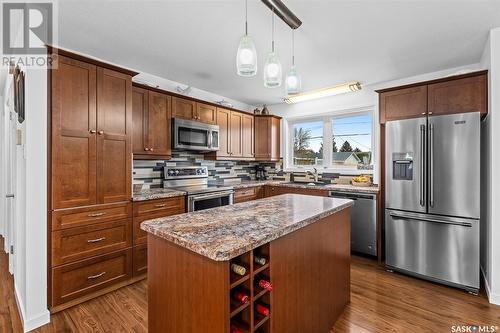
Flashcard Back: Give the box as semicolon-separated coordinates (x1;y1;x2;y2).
172;118;219;151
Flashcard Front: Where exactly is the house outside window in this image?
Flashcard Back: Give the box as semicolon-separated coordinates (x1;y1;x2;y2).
287;111;374;173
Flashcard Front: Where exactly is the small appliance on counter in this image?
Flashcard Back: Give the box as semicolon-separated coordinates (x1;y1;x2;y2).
255;166;267;180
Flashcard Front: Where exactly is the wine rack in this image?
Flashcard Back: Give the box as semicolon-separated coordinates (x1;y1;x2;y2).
229;243;271;333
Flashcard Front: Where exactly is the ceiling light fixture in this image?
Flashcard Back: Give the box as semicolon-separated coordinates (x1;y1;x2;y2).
263;9;282;88
285;29;301;95
284;81;362;104
236;0;257;77
261;0;302;29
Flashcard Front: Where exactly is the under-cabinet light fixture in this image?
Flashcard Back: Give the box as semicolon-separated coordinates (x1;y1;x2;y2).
283;81;362;104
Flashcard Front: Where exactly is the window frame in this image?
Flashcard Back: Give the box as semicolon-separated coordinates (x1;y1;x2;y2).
285;108;375;174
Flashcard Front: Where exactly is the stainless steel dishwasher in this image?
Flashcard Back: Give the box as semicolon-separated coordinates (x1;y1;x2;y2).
328;191;377;256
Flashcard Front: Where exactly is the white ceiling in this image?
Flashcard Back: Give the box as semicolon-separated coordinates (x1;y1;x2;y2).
57;0;500;106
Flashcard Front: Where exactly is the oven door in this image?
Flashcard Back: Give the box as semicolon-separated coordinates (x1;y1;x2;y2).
173;118;219;151
187;191;234;212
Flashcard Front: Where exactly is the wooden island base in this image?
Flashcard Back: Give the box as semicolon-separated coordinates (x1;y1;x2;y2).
147;207;351;333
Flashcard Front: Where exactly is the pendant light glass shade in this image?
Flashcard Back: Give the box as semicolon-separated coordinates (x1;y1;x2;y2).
285;65;301;94
264;10;282;88
236;0;257;77
285;30;301;94
237;35;257;76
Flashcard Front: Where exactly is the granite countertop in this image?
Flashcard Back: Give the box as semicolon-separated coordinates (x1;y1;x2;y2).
141;194;353;261
233;180;379;194
132;188;186;202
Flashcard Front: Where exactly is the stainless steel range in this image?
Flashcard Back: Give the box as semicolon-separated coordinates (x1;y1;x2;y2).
163;166;234;212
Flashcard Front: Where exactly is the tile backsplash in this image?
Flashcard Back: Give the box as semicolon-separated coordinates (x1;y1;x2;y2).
133;151;286;189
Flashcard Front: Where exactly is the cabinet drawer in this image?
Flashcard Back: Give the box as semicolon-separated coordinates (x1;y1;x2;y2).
133;244;147;276
52;219;132;266
133;196;185;217
52;203;132;231
52;249;132;306
234;186;263;203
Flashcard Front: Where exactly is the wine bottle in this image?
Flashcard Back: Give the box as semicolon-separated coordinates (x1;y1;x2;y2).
231;263;247;276
230;324;244;333
255;303;270;317
233;290;249;304
254;255;267;266
255;275;273;291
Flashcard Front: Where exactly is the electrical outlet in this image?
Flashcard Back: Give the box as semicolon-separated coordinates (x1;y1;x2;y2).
16;129;22;145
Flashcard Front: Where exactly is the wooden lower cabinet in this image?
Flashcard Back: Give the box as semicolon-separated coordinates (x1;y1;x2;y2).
233;186;264;203
131;196;186;274
51;249;132;307
264;185;328;198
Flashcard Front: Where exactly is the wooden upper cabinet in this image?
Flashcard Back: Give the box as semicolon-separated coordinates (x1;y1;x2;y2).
229;112;243;157
241;114;254;158
379;86;428;123
96;68;132;204
215;108;231;158
197;103;217;124
132;87;148;155
428;74;487;116
147;91;172;156
172;97;196;120
254;115;281;161
51;55;98;209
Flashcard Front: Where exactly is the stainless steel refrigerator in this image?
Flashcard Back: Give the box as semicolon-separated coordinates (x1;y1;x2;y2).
385;112;480;293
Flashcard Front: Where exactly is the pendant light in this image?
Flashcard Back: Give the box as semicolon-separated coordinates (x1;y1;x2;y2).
263;9;282;88
285;29;301;95
236;0;257;77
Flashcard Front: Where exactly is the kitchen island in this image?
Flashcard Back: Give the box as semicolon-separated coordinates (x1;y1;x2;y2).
141;194;353;333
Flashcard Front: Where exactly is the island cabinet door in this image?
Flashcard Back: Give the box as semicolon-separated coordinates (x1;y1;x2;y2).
96;67;132;204
270;207;351;333
147;235;229;333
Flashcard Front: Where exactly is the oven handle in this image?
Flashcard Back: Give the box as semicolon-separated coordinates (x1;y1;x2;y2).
189;190;235;202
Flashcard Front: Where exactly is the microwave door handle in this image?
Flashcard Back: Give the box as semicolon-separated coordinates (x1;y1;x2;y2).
208;130;212;149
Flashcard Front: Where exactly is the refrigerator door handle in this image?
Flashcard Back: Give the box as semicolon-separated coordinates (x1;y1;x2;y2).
420;124;426;207
429;123;435;208
389;212;472;227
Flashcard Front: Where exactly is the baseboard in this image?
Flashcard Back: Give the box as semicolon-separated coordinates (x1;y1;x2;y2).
14;283;51;332
481;266;500;305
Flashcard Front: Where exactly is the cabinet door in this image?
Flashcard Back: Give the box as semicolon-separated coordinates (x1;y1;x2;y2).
132;87;148;154
197;102;217;124
215;108;231;158
254;116;271;160
96;68;132;204
428;74;487;116
379;86;427;123
241;114;254;158
147;91;172;157
172;97;196;120
230;111;243;157
270;116;281;161
51;55;97;209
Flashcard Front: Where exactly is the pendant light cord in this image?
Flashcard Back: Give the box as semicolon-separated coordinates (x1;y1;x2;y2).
292;29;295;66
245;0;248;36
271;8;275;52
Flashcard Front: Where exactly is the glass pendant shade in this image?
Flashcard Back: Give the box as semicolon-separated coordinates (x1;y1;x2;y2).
264;51;282;88
236;35;257;77
285;65;301;95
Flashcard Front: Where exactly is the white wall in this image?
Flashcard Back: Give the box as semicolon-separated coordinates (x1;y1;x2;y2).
480;27;500;305
270;63;483;185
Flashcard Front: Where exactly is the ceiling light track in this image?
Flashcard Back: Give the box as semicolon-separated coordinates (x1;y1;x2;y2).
261;0;302;30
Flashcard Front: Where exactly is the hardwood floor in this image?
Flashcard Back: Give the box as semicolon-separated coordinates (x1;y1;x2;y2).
1;235;500;332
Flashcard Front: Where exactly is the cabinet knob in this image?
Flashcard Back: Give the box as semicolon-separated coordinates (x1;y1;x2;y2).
428;112;433;115
144;148;150;151
421;112;426;115
149;148;154;152
89;129;96;134
98;130;104;135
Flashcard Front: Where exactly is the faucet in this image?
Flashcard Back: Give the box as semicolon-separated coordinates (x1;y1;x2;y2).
307;168;319;182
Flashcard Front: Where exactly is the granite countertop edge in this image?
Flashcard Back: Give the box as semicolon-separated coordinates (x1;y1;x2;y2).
233;180;379;194
132;189;187;202
141;197;353;261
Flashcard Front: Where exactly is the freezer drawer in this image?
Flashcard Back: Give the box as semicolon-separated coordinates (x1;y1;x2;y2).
329;191;377;256
385;210;479;291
